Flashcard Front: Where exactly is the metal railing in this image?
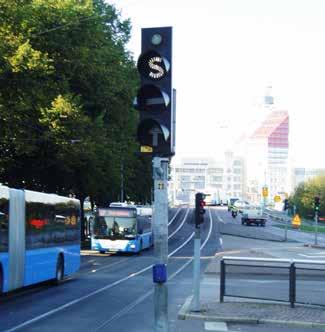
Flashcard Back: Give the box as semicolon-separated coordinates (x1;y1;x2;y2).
220;256;325;308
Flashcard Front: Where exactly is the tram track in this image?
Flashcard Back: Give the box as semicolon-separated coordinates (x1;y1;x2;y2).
0;208;185;308
1;207;197;332
77;207;188;276
91;208;213;331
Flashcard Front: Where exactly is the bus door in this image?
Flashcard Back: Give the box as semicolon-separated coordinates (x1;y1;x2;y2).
8;189;25;291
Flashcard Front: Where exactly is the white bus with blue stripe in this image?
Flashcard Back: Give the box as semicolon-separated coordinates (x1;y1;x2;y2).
91;207;153;253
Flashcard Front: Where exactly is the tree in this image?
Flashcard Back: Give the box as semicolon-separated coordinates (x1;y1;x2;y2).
291;175;325;218
0;0;152;238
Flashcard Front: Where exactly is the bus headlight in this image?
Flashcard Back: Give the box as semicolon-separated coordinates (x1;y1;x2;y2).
130;244;136;249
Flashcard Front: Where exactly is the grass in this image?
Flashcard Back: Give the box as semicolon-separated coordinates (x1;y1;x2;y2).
275;223;325;233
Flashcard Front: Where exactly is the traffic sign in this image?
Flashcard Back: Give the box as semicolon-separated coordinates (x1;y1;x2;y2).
140;145;153;153
262;187;268;198
292;214;301;228
274;195;281;203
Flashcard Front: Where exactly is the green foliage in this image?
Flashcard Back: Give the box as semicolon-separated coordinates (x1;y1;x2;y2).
0;0;152;208
291;175;325;218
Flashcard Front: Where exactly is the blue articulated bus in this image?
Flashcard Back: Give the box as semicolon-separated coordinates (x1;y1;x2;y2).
0;185;80;294
92;207;153;254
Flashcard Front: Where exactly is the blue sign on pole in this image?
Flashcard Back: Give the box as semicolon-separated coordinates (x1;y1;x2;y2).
152;264;167;283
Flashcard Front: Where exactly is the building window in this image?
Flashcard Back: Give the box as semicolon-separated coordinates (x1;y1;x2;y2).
211;176;223;182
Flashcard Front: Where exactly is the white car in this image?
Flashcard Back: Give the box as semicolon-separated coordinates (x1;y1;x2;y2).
233;200;250;213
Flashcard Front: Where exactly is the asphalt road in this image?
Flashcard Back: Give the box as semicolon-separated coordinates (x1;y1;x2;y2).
0;207;222;332
1;207;325;332
214;208;325;306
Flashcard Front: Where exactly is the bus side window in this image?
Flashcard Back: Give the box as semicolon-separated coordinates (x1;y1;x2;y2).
0;197;9;252
26;202;55;249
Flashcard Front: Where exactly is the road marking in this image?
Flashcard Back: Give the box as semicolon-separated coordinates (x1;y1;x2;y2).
5;209;195;332
3;263;153;332
299;254;325;258
84;208;184;274
168;232;195;257
168;207;182;226
218;217;225;224
168;208;190;239
235;279;285;284
205;321;228;331
85;257;134;274
93;208;214;331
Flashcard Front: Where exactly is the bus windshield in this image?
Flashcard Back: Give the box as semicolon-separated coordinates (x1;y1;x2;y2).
93;216;136;240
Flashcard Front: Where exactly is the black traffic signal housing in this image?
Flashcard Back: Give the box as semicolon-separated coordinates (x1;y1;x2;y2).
314;196;320;213
283;199;289;211
195;193;206;227
135;27;174;156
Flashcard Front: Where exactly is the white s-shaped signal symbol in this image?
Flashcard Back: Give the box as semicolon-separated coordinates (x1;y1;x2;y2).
148;57;165;79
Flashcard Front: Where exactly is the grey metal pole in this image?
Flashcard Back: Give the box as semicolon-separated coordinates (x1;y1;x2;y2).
284;209;289;241
153;157;169;332
315;211;319;246
192;225;201;311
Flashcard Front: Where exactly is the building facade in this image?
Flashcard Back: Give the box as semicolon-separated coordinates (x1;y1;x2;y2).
242;90;290;203
246;110;289;201
169;152;246;205
292;168;325;189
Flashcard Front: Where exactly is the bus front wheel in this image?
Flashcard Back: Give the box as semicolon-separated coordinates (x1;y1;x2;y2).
54;255;64;285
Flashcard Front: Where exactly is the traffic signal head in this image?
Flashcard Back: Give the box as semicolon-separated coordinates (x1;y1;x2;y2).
314;196;320;212
195;193;206;227
135;27;174;156
284;199;289;211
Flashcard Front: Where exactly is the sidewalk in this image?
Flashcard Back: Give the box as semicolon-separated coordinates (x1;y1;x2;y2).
178;243;325;329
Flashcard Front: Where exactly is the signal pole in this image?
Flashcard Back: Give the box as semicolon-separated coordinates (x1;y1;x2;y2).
153;157;169;332
192;224;201;311
315;210;319;245
134;27;174;332
192;193;205;312
283;199;289;241
314;196;320;246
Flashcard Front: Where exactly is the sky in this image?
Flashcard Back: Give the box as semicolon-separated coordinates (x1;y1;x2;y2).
110;0;325;168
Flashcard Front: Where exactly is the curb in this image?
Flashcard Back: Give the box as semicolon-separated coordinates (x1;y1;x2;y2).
178;296;325;329
219;231;288;243
259;318;325;329
304;243;325;249
178;296;193;320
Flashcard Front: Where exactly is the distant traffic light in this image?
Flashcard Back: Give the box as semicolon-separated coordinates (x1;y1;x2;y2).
134;27;174;156
195;193;206;227
314;196;320;212
284;199;289;211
